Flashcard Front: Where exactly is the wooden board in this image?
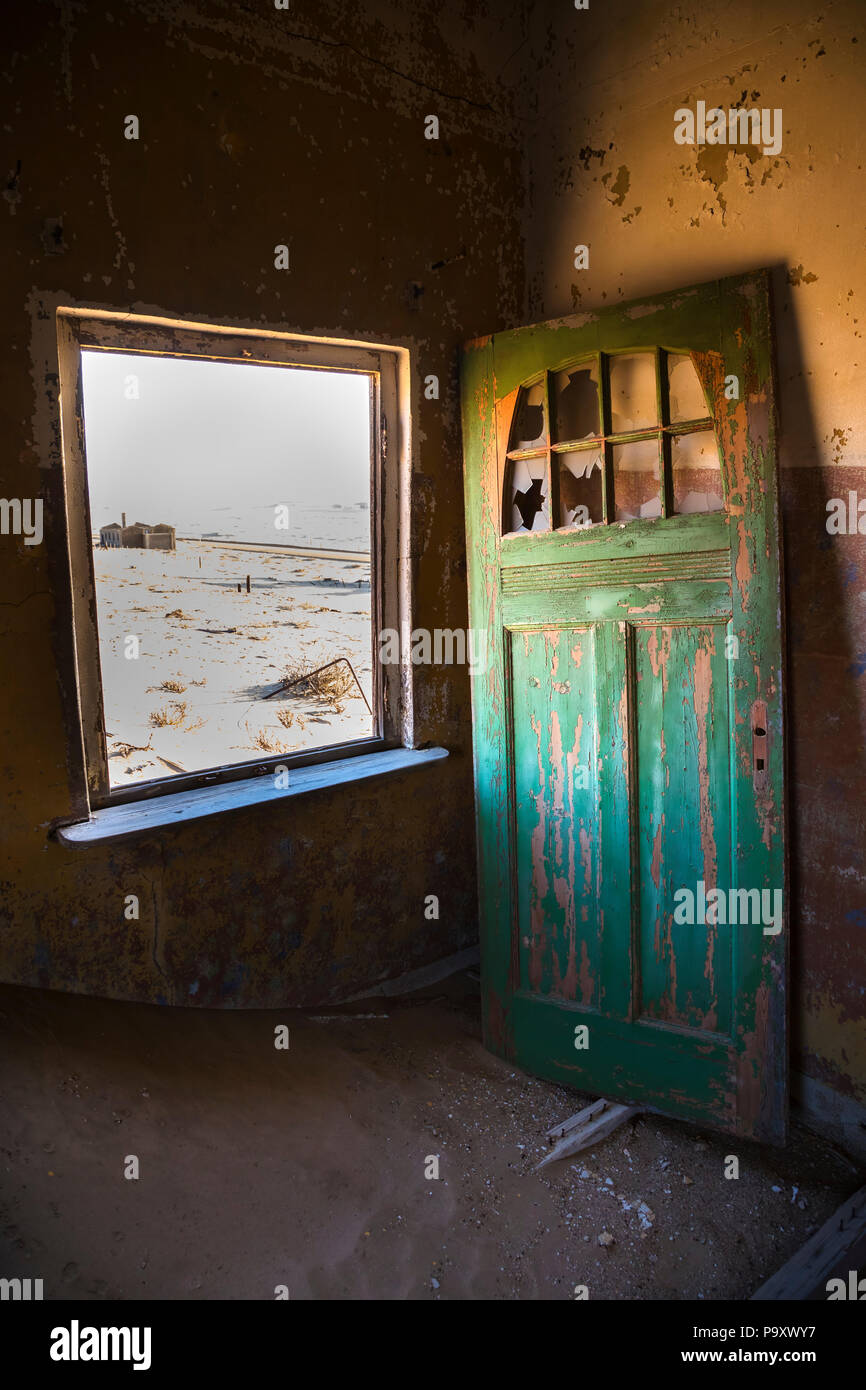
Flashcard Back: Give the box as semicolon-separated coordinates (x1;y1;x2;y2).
751;1185;866;1301
56;746;448;845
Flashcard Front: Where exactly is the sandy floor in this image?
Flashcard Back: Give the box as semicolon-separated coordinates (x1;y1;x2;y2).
93;540;373;788
0;973;860;1300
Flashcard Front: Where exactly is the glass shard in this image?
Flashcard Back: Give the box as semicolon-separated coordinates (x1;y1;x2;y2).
556;450;604;528
668;353;709;423
609;353;657;434
509;382;546;451
672;431;724;513
510;456;549;532
613;438;661;522
553;361;600;442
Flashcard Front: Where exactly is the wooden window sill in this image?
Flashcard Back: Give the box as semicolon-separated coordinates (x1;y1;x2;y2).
55;746;449;847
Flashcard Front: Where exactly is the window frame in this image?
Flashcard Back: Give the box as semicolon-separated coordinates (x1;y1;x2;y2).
56;307;410;813
502;346;719;535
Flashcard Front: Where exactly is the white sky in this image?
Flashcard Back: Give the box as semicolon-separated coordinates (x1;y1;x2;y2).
81;350;371;530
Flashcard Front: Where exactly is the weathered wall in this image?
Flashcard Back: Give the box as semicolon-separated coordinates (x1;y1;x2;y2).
523;0;866;1137
3;0;863;1147
0;0;527;1006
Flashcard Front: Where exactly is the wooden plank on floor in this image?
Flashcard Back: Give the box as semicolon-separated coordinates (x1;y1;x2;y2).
751;1184;866;1301
546;1097;607;1141
537;1099;640;1169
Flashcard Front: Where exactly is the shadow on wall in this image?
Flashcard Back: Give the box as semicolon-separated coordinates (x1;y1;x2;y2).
773;262;866;1114
522;235;866;1119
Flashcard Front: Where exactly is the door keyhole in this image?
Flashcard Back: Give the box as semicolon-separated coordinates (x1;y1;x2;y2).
751;703;768;791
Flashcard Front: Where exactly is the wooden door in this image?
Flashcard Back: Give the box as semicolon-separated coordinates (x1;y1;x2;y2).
460;271;786;1142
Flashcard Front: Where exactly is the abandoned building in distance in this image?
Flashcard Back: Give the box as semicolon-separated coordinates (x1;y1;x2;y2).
99;519;176;550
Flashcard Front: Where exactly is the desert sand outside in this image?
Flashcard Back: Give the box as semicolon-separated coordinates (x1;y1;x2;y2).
94;538;373;788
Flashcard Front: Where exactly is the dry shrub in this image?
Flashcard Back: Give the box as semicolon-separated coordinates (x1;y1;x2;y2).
244;722;290;754
149;702;187;729
277;708;307;731
156;678;187;693
165;608;191;620
109;739;152;758
281;661;353;708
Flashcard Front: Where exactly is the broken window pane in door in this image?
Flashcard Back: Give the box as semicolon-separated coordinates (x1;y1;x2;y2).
613;438;661;521
667;352;710;423
502;345;724;537
510;456;549;532
553;361;600;442
556;450;604;527
509;382;546;451
609;353;657;433
672;432;724;513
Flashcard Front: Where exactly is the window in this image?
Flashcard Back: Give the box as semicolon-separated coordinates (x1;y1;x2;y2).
503;348;723;534
57;310;408;808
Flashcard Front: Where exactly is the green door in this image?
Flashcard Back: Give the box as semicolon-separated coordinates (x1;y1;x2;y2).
460;271;786;1143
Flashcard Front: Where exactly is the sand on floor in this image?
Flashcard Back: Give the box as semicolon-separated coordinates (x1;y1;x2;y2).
92;539;374;788
0;972;860;1301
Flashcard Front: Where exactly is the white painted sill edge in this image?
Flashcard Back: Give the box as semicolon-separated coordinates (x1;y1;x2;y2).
56;746;449;846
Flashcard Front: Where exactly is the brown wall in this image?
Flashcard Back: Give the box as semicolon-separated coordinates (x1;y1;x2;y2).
523;0;866;1139
2;0;864;1147
0;0;527;1007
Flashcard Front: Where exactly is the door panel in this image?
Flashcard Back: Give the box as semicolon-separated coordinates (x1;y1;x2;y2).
633;621;733;1035
511;627;599;1005
461;271;787;1142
